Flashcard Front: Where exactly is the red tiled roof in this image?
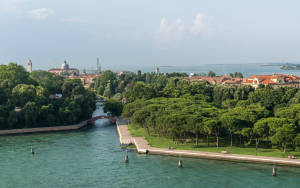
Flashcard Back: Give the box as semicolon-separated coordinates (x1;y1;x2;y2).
244;74;300;85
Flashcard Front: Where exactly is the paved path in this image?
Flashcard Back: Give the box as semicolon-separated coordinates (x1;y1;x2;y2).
116;124;134;145
0;115;117;136
148;148;300;167
116;124;300;167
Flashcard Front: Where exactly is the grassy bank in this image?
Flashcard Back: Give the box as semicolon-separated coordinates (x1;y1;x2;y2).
128;125;300;158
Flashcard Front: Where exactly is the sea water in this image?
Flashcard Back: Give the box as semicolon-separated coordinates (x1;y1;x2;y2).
0;107;300;188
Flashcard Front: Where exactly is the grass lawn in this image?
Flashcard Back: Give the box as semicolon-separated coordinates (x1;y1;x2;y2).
128;125;300;158
121;144;136;149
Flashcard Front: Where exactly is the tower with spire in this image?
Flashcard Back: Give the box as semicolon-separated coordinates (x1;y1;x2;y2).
155;65;160;74
26;59;32;73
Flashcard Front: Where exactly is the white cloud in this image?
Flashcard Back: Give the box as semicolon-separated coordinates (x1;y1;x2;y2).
27;8;54;20
0;0;24;12
155;17;185;42
190;13;205;34
155;13;205;43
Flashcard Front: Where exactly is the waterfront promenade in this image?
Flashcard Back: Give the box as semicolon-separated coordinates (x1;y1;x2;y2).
0;121;89;136
116;123;300;167
0;115;116;136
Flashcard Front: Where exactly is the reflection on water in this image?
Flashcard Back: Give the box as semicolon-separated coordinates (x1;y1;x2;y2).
0;107;300;188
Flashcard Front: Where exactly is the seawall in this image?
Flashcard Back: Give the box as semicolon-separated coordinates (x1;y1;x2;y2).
116;123;300;167
0;121;89;136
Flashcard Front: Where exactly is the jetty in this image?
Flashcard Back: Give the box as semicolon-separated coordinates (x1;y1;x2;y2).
116;122;300;167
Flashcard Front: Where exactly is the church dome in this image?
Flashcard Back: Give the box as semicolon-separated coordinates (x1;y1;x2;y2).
61;60;69;70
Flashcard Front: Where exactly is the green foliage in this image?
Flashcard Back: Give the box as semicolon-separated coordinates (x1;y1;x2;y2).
103;99;123;116
90;68;300;153
93;70;117;96
30;70;64;94
0;63;96;129
229;72;243;78
0;63;34;87
207;71;216;77
271;124;297;152
12;84;37;106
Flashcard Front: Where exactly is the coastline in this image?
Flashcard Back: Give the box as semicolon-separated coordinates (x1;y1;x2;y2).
116;123;300;167
0;121;89;136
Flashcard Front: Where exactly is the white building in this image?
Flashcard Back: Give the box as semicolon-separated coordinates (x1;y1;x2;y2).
48;60;79;77
26;60;32;73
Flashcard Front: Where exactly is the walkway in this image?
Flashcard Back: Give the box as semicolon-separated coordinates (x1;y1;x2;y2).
0;121;88;136
116;124;135;145
0;115;116;136
116;123;300;167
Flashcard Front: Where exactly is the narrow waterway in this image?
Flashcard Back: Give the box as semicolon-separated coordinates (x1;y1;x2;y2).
1;107;300;188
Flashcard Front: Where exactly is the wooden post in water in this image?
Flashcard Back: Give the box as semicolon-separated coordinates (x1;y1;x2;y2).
125;150;129;163
31;145;34;155
178;160;182;168
272;167;277;176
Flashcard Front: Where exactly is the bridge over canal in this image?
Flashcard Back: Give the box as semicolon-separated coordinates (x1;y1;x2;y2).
87;115;117;124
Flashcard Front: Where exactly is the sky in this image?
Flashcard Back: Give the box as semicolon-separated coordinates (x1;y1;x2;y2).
1;0;300;71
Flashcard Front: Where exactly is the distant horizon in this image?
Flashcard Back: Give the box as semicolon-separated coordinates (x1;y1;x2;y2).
3;60;300;78
2;0;300;70
3;60;300;72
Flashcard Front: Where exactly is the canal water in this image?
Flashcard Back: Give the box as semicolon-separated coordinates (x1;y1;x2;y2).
1;107;300;188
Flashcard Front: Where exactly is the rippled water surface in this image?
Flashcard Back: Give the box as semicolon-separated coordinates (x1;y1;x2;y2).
1;108;300;188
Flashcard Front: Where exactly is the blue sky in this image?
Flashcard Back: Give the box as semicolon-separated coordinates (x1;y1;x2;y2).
1;0;300;71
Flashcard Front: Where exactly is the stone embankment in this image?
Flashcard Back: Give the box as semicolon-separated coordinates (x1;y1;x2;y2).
116;123;300;167
0;121;89;136
0;115;116;136
116;121;150;154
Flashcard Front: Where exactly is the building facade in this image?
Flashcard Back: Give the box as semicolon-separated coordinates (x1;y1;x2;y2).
186;75;243;86
68;73;101;88
187;74;300;88
26;60;32;73
243;74;300;88
48;60;79;77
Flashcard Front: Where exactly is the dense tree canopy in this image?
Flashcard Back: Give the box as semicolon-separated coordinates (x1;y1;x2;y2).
0;63;96;129
91;69;300;153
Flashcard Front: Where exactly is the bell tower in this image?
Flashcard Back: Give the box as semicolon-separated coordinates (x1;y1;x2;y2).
27;59;32;73
97;57;101;73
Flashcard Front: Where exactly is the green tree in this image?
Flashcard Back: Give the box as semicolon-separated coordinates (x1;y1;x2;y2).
220;112;243;147
208;71;216;77
12;84;37;106
103;99;123;116
204;119;222;148
271;124;297;152
0;63;34;87
30;70;64;94
103;82;113;98
24;102;39;128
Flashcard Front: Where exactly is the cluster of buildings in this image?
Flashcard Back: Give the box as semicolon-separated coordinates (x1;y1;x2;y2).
187;74;300;88
48;60;80;76
25;60;300;89
187;75;243;86
26;59;102;88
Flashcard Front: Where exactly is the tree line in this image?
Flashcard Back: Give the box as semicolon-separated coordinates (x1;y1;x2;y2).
95;70;300;152
0;63;96;129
